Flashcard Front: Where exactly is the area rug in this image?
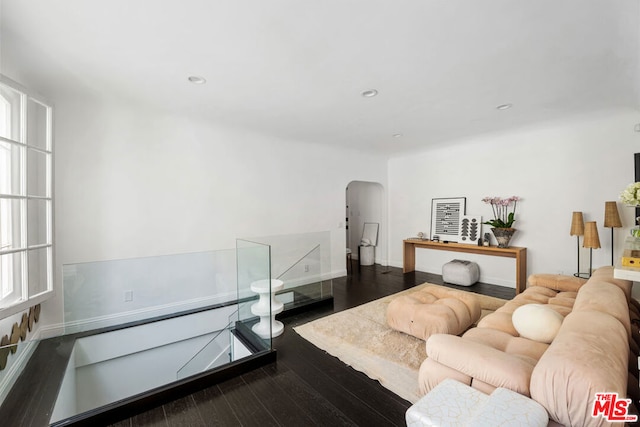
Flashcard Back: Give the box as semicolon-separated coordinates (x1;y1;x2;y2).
293;283;507;403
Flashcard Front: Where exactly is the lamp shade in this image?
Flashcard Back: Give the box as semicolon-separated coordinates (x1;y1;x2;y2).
583;221;601;249
570;212;585;236
604;201;622;228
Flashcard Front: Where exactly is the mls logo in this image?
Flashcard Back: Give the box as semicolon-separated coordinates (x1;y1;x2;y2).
591;392;638;422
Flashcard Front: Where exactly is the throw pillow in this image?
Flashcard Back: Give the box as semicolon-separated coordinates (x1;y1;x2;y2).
512;303;564;344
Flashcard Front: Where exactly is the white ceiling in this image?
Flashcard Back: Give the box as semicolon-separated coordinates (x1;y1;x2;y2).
1;0;638;155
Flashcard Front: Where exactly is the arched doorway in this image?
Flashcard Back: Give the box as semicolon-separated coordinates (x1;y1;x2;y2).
345;181;386;266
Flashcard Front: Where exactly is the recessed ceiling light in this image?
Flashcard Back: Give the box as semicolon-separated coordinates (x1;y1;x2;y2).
393;133;403;138
361;89;378;98
496;103;513;110
188;76;207;84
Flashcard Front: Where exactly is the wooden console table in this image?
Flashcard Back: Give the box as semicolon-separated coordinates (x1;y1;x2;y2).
403;239;528;294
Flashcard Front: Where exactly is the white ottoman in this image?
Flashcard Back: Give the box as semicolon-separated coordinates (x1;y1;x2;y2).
442;259;479;286
406;379;548;427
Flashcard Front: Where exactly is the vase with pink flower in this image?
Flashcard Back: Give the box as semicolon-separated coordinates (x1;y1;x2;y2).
482;196;521;248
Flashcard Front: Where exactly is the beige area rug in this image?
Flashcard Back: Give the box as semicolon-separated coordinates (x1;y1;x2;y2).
293;283;507;404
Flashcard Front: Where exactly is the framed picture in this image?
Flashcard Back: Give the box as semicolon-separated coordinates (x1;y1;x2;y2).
430;197;466;241
459;215;482;245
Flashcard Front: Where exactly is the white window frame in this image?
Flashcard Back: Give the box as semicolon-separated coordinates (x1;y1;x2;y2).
0;96;14;300
0;75;53;319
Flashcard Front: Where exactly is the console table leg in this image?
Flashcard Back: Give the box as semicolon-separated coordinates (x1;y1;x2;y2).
403;241;416;273
516;250;527;294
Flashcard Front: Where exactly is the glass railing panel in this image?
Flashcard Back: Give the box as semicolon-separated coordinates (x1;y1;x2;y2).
1;244;276;425
236;239;273;346
246;231;333;310
62;249;237;335
246;231;331;279
176;321;233;380
277;244;325;308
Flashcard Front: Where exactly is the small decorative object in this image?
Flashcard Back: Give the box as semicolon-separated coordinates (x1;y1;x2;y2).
622;235;640;267
569;211;588;278
0;335;9;370
430;197;466;241
482;196;520;248
458;215;481;245
619;183;640;237
250;279;285;339
491;228;516;248
9;323;19;354
619;182;640;206
0;305;41;371
19;314;27;341
632;218;640;239
417;232;425;239
483;232;490;246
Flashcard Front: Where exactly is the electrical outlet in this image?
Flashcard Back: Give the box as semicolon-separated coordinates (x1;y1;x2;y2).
304;265;309;272
124;290;133;302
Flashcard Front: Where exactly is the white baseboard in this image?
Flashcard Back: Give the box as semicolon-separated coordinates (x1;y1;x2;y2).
385;261;515;288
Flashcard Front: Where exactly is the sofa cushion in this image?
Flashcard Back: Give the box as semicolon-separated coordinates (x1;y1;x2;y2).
386;287;481;340
463;326;549;363
572;278;631;337
589;266;632;301
530;310;629;427
426;334;534;396
527;274;587;292
476;286;576;337
512;304;564;344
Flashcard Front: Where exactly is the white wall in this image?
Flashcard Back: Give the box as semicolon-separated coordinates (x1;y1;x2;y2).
43;93;388;331
388;110;640;287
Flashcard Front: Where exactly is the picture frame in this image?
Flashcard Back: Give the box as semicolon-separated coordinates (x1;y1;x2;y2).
362;222;379;246
459;215;482;245
430;197;466;242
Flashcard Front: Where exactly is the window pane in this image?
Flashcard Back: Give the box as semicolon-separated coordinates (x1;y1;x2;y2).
27;199;49;246
27;148;49;197
0;251;23;303
0;198;23;250
28;247;49;297
0;142;23;195
0;84;21;142
27;98;49;150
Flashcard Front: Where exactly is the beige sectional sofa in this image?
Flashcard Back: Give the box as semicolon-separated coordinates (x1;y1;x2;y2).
418;266;638;426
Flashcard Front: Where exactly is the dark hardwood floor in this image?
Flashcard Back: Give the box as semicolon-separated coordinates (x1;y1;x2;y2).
107;265;514;427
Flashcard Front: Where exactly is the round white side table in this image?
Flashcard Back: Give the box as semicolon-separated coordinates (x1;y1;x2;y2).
250;279;285;339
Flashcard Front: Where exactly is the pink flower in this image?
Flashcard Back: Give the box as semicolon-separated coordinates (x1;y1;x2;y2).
481;195;522;228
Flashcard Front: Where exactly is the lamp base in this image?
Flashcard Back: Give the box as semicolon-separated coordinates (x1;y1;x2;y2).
573;272;590;279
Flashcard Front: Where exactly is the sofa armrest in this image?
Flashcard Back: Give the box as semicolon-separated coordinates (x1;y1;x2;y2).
530;310;629;427
426;334;534;396
527;274;587;292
